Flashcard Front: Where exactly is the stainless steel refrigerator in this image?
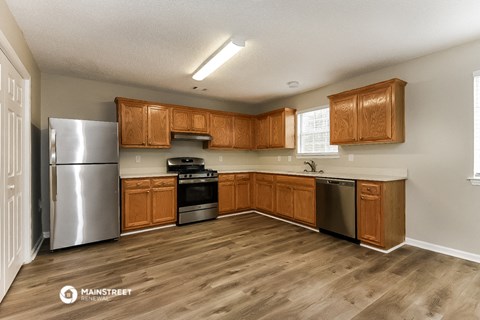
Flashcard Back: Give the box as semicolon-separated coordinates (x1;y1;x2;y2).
49;118;120;250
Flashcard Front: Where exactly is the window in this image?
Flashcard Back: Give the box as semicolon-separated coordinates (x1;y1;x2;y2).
474;72;480;177
297;106;338;156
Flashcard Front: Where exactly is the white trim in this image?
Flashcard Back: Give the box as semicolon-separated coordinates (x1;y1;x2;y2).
474;70;480;77
43;232;50;238
406;237;480;264
29;236;44;262
120;224;176;236
0;29;33;265
467;177;480;186
217;211;255;218
254;211;319;233
296;105;329;114
360;242;405;254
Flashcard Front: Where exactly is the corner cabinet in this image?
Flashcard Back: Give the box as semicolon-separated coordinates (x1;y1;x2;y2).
116;97;170;148
122;177;176;232
328;78;406;145
255;108;296;149
357;180;405;249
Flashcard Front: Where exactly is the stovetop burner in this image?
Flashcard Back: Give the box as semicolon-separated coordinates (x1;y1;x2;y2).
166;157;218;179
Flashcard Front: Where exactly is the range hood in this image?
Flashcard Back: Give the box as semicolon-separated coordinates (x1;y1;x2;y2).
171;132;212;141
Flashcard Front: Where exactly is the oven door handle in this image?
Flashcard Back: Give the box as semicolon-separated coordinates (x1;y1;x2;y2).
179;178;219;184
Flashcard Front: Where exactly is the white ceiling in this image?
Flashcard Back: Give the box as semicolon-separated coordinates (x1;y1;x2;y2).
6;0;480;104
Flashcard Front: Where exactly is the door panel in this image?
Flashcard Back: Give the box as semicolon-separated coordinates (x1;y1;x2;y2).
210;113;233;148
330;95;358;144
269;111;284;148
152;187;176;224
275;184;293;218
358;86;392;141
255;116;269;149
148;106;170;147
120;102;146;146
49;118;119;164
233;117;253;149
51;164;120;250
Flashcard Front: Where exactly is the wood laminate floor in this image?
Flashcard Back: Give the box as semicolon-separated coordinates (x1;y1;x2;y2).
0;213;479;320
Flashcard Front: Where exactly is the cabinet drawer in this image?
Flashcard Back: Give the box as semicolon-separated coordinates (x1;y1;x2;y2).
255;174;275;182
360;182;381;195
276;175;315;188
219;174;235;182
123;179;151;189
235;173;251;181
152;177;176;187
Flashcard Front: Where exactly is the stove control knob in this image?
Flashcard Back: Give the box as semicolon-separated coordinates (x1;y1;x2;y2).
189;174;192;178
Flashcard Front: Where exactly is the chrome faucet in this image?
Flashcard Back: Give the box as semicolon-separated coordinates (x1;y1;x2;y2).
304;160;317;172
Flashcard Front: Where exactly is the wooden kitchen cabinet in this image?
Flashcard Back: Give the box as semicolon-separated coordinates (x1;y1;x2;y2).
235;174;252;210
116;97;170;148
357;180;405;249
122;177;177;231
255;108;296;149
275;175;316;226
171;107;209;133
254;174;275;213
219;174;236;214
328;78;406;145
209;113;234;148
233;116;254;149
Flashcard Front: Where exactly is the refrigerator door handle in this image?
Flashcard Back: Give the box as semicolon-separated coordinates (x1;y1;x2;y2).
52;165;57;202
50;128;57;164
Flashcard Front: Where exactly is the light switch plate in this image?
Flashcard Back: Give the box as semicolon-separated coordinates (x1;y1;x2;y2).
135;155;141;163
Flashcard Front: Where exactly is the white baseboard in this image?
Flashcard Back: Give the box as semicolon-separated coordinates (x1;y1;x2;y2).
43;231;50;238
406;237;480;264
217;211;255;218
254;211;319;233
121;224;176;236
29;236;44;263
360;242;405;254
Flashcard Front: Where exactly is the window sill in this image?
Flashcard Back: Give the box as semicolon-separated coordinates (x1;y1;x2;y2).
467;177;480;186
296;153;340;159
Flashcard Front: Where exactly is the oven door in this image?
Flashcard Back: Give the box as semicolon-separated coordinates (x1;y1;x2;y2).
177;179;218;209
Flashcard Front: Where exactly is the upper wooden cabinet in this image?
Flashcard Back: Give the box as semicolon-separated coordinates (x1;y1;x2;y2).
171;107;209;133
209;113;234;149
328;78;406;145
255;108;296;149
116;97;170;148
233;116;254;149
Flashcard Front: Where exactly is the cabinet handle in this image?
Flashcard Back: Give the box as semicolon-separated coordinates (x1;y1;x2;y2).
361;196;366;200
367;188;371;191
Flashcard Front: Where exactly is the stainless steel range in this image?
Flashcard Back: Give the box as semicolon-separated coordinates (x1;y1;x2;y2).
167;157;218;225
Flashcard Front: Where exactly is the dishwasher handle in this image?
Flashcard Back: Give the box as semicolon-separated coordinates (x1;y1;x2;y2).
316;178;355;187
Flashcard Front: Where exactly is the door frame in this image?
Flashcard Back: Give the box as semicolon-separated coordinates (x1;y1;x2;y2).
0;29;33;264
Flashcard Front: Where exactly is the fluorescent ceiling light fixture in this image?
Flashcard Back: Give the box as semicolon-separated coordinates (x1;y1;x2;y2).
192;39;245;81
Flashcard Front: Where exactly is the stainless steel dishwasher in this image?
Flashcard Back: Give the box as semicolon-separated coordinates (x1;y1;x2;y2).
316;178;357;241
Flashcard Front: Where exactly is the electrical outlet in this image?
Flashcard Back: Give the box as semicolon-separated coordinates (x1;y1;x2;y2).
348;154;354;162
135;155;141;163
288;156;292;162
219;156;223;162
277;156;281;162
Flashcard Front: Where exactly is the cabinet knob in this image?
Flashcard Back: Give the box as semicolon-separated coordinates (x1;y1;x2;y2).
367;187;371;191
361;196;366;200
136;182;141;186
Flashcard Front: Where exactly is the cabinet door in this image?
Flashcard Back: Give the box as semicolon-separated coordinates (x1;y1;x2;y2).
255;116;269;149
120;103;147;146
255;181;274;213
358;85;392;142
269;111;285;148
219;181;236;214
358;193;384;247
191;111;209;133
330;95;358;144
171;108;191;132
123;188;151;230
293;186;316;226
233;116;253;149
151;186;176;224
275;184;293;218
147;106;170;147
235;174;251;210
210;113;233;148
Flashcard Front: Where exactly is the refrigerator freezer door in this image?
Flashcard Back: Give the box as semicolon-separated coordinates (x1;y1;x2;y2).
50;164;119;250
49;118;118;165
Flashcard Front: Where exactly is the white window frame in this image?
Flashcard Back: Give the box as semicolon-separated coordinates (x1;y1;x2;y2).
296;105;339;158
471;71;480;185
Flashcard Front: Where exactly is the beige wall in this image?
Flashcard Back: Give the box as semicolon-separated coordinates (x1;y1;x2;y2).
40;74;259;230
0;0;42;248
258;40;480;255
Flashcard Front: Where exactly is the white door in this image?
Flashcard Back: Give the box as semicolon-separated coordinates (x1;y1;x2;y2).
0;48;24;303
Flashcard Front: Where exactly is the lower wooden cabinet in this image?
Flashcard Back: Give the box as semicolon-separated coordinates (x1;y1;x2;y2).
357;180;405;249
254;174;275;213
219;173;252;214
122;177;176;231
